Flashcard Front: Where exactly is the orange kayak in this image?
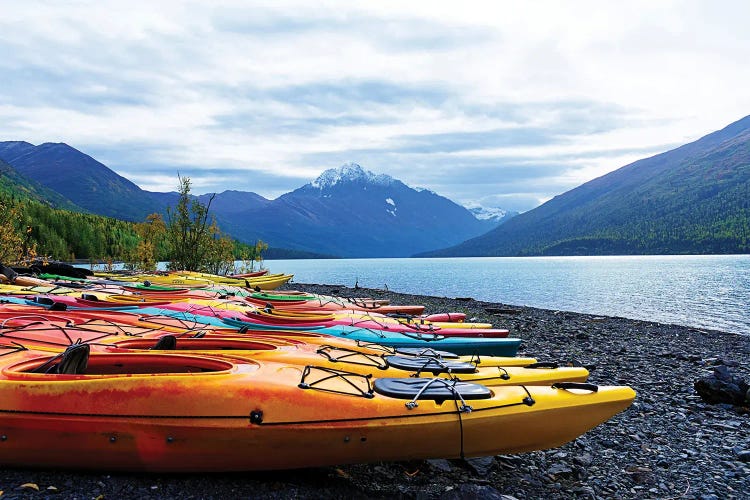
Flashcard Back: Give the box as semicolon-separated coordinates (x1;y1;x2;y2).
0;346;635;472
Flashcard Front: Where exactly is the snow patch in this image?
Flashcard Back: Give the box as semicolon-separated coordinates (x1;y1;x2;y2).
385;198;397;216
464;202;508;221
312;162;394;189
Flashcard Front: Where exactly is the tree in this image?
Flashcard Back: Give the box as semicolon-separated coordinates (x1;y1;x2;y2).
201;219;236;275
165;175;235;273
0;197;23;264
127;213;167;270
252;239;269;270
165;175;214;271
234;239;268;272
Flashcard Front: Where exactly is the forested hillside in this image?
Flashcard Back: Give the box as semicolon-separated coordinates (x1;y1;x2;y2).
0;159;82;211
0;142;163;221
17;199;142;261
0;192;291;264
420;115;750;257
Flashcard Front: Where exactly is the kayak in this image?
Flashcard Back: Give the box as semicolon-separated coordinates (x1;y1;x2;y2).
245;292;426;315
154;301;508;338
229;270;270;278
0;306;539;369
101;336;588;387
0;346;636;472
233;314;507;337
0;323;586;388
223;318;523;357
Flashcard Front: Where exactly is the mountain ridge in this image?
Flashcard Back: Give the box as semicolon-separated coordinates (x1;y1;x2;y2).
418;115;750;257
215;163;506;257
0;144;510;257
0;157;83;211
0;141;164;221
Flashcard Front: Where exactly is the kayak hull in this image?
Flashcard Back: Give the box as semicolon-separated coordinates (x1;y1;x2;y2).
0;352;635;472
223;319;523;357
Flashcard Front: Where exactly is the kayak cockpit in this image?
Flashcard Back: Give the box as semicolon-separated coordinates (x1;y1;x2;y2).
3;344;243;378
114;336;279;351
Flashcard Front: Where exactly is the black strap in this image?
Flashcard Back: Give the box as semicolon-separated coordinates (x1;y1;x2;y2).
0;263;19;283
552;382;599;393
525;362;560;369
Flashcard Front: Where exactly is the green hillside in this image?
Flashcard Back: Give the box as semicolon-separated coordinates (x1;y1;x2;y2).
8;195;143;261
0;142;164;221
1;192;272;266
420;116;750;257
0;159;83;211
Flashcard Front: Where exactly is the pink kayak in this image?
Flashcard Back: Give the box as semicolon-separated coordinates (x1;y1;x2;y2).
158;302;510;338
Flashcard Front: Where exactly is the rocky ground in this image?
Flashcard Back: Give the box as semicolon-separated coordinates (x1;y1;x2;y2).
1;283;749;499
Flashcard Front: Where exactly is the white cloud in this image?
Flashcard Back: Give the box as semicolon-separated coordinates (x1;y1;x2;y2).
1;0;749;211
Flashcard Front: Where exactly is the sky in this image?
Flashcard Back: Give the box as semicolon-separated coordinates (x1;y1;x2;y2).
1;1;749;212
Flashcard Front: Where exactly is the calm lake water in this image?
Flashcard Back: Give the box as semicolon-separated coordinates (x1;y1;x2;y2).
264;255;750;336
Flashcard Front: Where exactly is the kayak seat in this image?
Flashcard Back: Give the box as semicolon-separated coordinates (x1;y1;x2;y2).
384;355;477;374
150;335;177;350
394;347;459;359
373;377;492;401
32;296;56;306
53;344;90;375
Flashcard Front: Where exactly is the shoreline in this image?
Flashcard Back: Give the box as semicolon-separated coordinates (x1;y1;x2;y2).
1;283;748;499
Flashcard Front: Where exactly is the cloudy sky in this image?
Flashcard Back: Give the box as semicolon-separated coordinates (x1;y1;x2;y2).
1;1;749;211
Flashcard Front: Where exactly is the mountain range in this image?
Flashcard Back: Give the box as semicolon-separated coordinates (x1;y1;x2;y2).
213;164;510;257
2;114;748;258
0;157;82;211
419;115;750;256
0;141;164;220
0;143;513;257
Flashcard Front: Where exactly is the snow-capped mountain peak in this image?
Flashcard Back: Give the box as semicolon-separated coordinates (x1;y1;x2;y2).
464;203;509;222
311;163;394;189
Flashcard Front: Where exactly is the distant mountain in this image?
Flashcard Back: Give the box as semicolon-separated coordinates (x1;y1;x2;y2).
419;115;750;257
0;158;82;210
0;142;164;221
221;163;500;257
147;190;270;216
0;141;36;160
0;141;509;257
465;204;518;225
198;190;270;215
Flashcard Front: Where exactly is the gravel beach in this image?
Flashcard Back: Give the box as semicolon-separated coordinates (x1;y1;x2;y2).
1;283;748;499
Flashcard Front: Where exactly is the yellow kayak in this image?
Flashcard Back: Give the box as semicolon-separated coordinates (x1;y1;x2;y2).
0;346;635;472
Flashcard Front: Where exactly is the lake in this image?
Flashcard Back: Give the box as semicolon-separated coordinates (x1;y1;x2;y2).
264;255;750;336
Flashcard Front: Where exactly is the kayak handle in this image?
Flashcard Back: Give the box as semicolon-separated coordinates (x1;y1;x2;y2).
525;362;560;369
551;382;599;393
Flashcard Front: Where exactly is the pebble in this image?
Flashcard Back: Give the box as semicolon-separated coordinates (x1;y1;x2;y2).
547;463;573;477
573;453;593;467
427;459;454;473
465;456;495;476
2;282;747;500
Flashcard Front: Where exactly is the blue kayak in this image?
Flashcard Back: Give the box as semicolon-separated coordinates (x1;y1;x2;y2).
0;299;521;356
222;318;522;357
131;307;324;331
